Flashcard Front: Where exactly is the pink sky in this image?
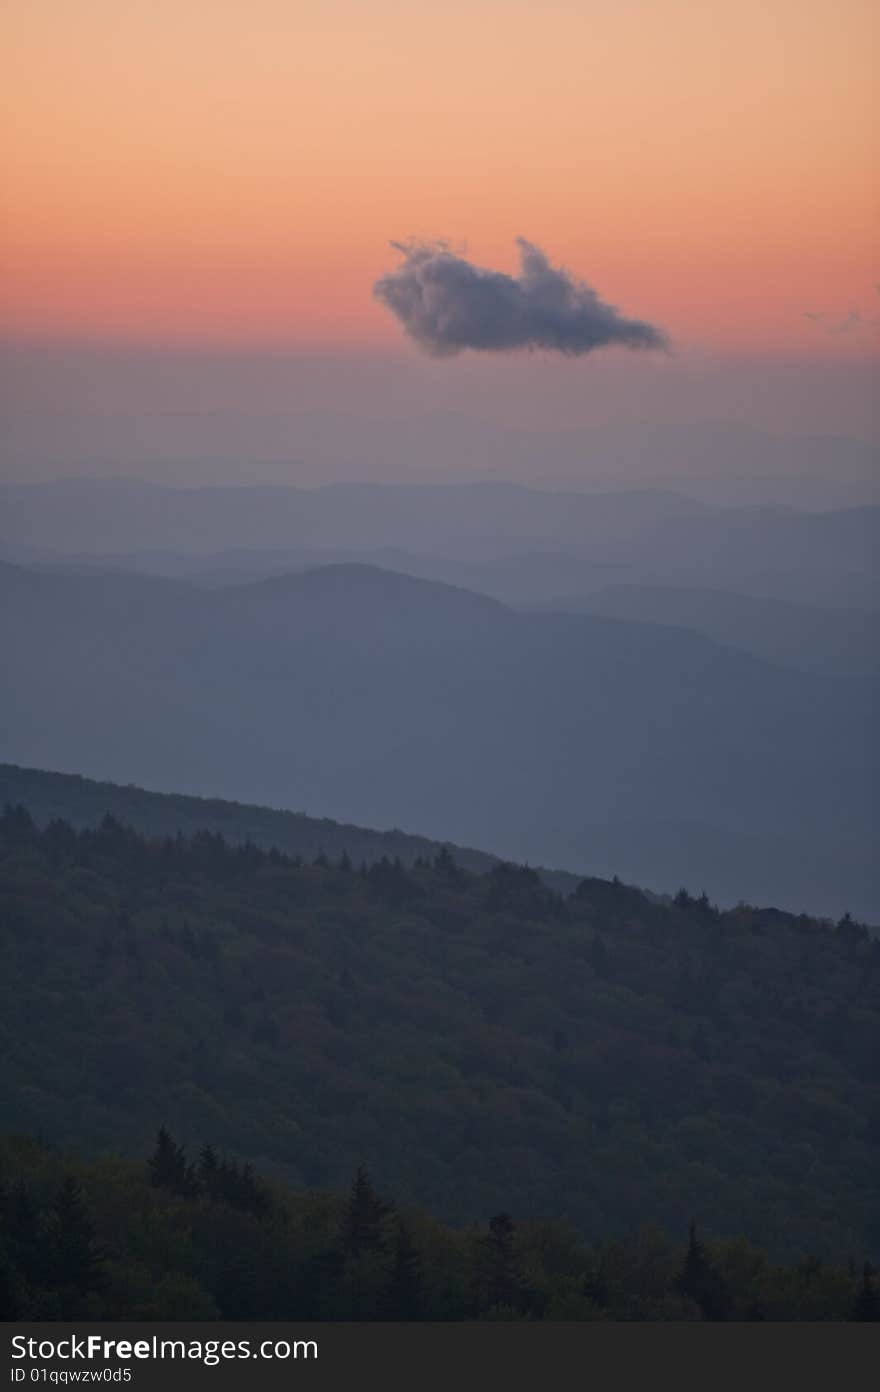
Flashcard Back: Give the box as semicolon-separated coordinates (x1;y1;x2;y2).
2;0;877;361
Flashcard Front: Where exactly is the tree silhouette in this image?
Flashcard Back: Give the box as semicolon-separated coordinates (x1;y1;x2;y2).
341;1165;392;1258
0;1130;873;1320
198;1143;221;1200
433;846;459;880
148;1127;198;1198
676;1222;728;1320
45;1177;103;1298
387;1220;422;1319
478;1212;522;1312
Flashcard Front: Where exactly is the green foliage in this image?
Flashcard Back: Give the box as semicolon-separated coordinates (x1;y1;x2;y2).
43;1176;104;1314
342;1165;393;1258
475;1213;529;1315
676;1222;729;1320
149;1126;198;1199
387;1221;422;1319
0;803;877;1263
0;1134;870;1321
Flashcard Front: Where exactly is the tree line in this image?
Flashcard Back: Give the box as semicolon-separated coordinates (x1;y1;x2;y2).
1;1132;877;1321
1;804;877;1263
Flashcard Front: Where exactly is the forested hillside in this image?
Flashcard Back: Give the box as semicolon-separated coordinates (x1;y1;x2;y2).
2;1133;877;1321
2;561;875;917
1;806;876;1261
0;762;575;886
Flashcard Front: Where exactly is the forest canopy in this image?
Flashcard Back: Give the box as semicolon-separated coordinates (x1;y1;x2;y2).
1;797;877;1264
2;1132;877;1322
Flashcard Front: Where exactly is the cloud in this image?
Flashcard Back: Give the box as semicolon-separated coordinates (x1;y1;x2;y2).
805;310;877;335
373;238;668;357
804;294;880;335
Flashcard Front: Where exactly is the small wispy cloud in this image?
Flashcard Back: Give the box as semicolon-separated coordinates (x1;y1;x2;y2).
373;238;668;358
804;290;880;336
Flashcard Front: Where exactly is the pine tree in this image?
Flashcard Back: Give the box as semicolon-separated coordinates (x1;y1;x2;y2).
198;1143;220;1200
341;1165;392;1258
148;1127;199;1198
238;1162;271;1218
433;846;459;879
387;1221;422;1319
676;1222;728;1320
478;1212;522;1312
45;1177;103;1297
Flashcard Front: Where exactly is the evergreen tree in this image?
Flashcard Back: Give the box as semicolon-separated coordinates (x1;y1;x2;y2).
45;1177;103;1297
477;1212;522;1312
386;1221;422;1319
342;1165;392;1258
0;1129;873;1321
433;846;459;879
676;1222;728;1320
232;1161;270;1218
148;1127;199;1198
198;1143;220;1200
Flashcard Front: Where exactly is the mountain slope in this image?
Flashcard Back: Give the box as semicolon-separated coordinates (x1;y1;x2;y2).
1;808;876;1260
1;1131;870;1320
1;562;875;916
542;584;878;679
0;762;575;892
4;492;877;614
0;478;705;557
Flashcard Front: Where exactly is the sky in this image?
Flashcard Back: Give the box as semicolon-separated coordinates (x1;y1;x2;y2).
1;0;878;474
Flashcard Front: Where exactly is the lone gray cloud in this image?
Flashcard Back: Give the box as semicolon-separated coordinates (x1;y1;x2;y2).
373;238;668;357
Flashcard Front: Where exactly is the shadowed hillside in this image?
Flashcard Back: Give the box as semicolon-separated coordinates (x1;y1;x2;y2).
0;806;877;1260
0;762;578;893
543;585;879;679
1;561;875;916
2;1132;876;1320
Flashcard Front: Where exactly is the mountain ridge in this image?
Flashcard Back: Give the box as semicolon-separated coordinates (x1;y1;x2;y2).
1;801;876;1260
2;559;875;917
0;761;584;895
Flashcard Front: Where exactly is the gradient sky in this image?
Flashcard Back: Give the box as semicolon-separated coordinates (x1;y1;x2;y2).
1;1;878;474
3;0;877;351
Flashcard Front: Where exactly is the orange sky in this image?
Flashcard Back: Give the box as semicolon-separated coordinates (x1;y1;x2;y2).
1;0;877;356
